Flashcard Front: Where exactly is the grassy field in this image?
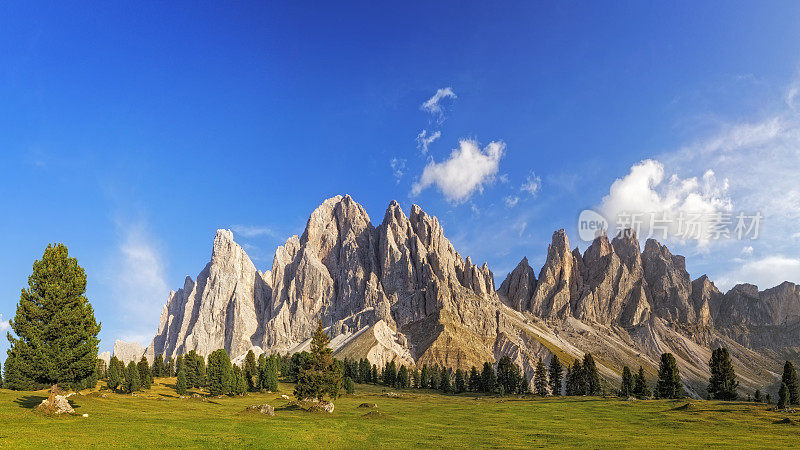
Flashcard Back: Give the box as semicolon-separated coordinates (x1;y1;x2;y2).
0;378;798;448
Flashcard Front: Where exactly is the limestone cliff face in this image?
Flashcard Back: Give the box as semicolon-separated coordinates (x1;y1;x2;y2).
146;195;498;370
497;257;537;311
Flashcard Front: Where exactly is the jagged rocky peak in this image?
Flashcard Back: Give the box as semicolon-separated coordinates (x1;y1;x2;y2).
642;238;694;324
113;340;144;364
529;229;581;318
690;275;719;327
498;257;537;311
714;281;800;327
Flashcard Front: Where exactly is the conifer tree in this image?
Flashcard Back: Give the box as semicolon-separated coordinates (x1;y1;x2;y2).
7;244;101;390
107;356;125;391
263;356;279;392
175;354;184;379
708;347;738;400
548;355;563;396
633;366;650;399
620;366;634;398
244;350;258;392
397;365;409;388
429;365;440;390
481;362;497;393
781;361;799;405
256;353;267;390
95;358;107;380
564;364;573;395
125;361;141;393
497;355;520;394
152;354;164;378
294;321;343;401
176;366;187;395
359;358;371;383
232;364;247;395
167;356;175;377
138;356;152;389
371;364;378;384
439;367;451;393
582;353;601;395
3;354;26;390
454;368;466;393
754;389;762;403
384;361;397;387
468;366;481;392
412;368;420;388
655;353;683;399
207;349;232;396
533;358;549;396
778;383;788;409
420;364;430;389
344;376;355;394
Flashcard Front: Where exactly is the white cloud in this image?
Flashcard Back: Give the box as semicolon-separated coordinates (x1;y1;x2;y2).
598;159;732;246
499;174;510;184
0;315;9;332
390;157;407;183
421;87;457;121
716;256;800;291
416;130;441;154
520;171;542;197
504;195;520;208
113;220;168;340
741;246;754;255
513;221;527;237
231;225;276;238
787;84;799;110
411;139;505;204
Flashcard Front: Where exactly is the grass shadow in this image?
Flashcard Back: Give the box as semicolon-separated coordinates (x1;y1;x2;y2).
13;395;46;409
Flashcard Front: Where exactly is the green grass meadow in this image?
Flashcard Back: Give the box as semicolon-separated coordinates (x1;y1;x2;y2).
1;379;799;448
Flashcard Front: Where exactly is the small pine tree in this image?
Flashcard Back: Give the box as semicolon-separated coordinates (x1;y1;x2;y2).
207;349;233;396
468;366;481;392
152;354;164;378
439;367;451;393
481;362;497;394
344;376;355;394
633;366;650;399
533;358;549;396
137;356;153;389
412;368;420;388
107;356;124;391
397;365;409;388
244;350;258;392
264;355;279;392
655;353;683;399
371;364;378;384
548;355;563;396
778;383;789;409
175;355;184;379
454;369;466;393
620;366;634;397
384;361;397;387
176;366;187;395
429;365;440;390
782;361;799;405
754;389;762;403
95;358;107;380
497;355;520;394
582;354;600;395
125;361;141;393
294;321;343;401
232;365;247;395
420;364;430;389
708;347;738;400
359;358;371;384
167;356;175;377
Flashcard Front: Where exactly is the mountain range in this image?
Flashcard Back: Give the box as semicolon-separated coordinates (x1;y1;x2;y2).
112;195;800;398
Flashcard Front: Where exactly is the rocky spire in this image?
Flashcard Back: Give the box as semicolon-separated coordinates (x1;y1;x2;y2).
529;229;581;318
497;257;537;311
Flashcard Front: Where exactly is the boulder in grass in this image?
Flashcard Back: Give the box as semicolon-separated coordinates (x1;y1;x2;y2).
245;404;275;416
308;401;334;413
358;403;377;408
36;395;75;415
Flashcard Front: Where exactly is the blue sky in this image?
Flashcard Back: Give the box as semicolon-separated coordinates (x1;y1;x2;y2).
2;2;800;354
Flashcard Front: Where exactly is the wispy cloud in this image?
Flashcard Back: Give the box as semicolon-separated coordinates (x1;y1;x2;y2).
411;139;505;204
231;225;277;238
520;171;542;197
421;87;456;122
504;195;520;208
416;129;441;154
390;157;407;183
0;314;10;332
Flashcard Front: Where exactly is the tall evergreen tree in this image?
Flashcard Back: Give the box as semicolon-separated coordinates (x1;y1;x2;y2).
152;354;164;378
620;366;634;398
481;362;497;394
384;361;397;387
95;358;107;380
655;353;683;399
781;361;799;405
412;368;420;389
125;361;141;393
548;355;563;396
294;321;343;401
207;349;233;396
3;354;26;390
567;360;584;395
439;367;451;393
244;350;258;392
175;355;184;379
167;356;175;377
231;364;247;395
7;244;101;390
468;366;481;392
175;365;187;395
533;358;549;396
359;358;371;384
138;356;152;389
106;356;125;391
582;353;601;395
371;364;378;384
397;365;409;388
256;354;267;390
497;355;520;394
754;389;762;403
633;366;650;399
429;365;440;390
454;369;466;393
708;347;738;400
420;364;430;389
778;383;789;409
